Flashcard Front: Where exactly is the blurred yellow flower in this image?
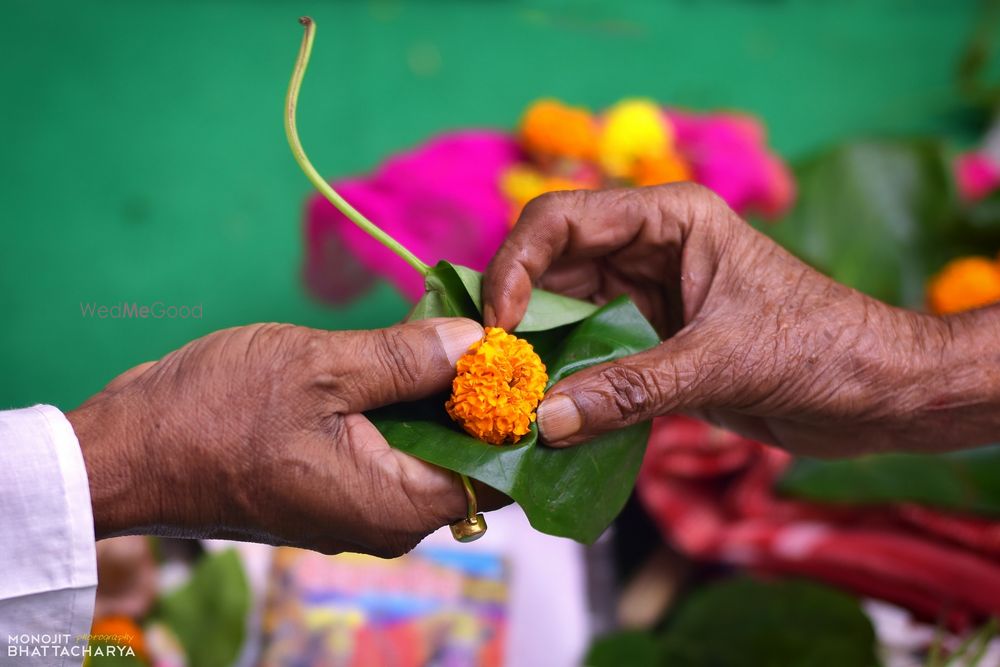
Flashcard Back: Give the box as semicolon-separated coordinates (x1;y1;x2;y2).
927;256;1000;314
599;98;675;179
446;327;548;445
519;99;598;161
499;165;588;222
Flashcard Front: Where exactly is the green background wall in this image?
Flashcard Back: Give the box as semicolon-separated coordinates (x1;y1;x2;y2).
0;0;982;409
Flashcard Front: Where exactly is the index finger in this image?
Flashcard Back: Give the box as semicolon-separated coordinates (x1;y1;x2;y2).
481;185;696;330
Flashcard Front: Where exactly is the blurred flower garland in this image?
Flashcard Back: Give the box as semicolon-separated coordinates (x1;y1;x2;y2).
303;97;795;304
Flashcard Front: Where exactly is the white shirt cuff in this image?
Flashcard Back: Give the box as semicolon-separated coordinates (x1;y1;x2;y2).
0;405;97;665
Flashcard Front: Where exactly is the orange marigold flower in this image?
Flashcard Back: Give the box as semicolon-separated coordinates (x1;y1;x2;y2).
446;327;548;445
632;153;692;187
88;615;147;660
519;99;599;162
927;256;1000;314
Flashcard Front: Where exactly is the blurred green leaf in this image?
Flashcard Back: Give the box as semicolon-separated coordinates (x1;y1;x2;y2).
764;140;958;308
963;189;1000;231
956;0;1000;113
586;630;664;667
151;549;249;667
779;445;1000;515
660;578;878;667
586;578;877;667
371;261;659;543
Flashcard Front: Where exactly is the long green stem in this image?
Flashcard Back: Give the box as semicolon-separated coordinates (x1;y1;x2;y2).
287;18;480;533
285;17;429;276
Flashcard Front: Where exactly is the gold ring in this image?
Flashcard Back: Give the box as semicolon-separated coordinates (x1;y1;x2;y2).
450;474;487;542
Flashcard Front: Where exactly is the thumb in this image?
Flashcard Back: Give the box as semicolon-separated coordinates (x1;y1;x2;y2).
332;318;484;413
536;333;725;446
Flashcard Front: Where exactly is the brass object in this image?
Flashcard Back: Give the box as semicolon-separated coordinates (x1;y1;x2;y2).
450;513;488;542
450;474;487;542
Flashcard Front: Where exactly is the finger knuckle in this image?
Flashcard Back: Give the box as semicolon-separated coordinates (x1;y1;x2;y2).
522;189;584;221
299;328;333;368
372;328;423;390
598;365;665;422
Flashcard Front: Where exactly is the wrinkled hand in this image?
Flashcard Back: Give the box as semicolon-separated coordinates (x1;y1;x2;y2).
68;318;486;557
484;184;1000;457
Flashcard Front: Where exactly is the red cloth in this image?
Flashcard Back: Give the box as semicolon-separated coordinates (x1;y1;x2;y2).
637;416;1000;628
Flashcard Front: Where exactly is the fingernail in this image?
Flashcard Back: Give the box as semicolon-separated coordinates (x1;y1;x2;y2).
483;304;497;328
436;319;485;366
537;394;582;443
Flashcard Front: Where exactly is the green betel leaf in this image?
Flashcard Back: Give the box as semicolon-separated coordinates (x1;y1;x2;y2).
587;577;878;667
779;445;1000;515
373;262;659;543
150;549;250;667
659;578;878;667
585;631;664;667
443;262;600;331
763;140;956;308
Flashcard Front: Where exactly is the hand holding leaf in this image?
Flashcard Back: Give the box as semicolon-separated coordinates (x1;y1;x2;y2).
284;17;659;542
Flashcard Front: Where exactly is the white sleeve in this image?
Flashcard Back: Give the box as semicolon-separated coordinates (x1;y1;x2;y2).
0;405;97;666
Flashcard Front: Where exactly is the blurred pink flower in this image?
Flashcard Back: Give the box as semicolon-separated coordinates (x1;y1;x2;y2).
955;151;1000;202
303;110;795;305
304;131;521;303
665;110;795;219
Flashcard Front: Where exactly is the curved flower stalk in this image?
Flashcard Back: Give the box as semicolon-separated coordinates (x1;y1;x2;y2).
285;17;488;540
305;132;520;302
286;17;429;279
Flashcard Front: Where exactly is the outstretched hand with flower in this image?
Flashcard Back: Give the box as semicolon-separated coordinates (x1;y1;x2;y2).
484;184;1000;457
68;318;494;557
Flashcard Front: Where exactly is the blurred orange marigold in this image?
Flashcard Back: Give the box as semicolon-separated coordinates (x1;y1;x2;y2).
927;256;1000;314
446;327;548;445
88;615;147;660
632;153;692;187
519;99;598;162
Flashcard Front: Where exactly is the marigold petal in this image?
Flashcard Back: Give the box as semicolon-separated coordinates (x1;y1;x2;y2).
446;327;548;445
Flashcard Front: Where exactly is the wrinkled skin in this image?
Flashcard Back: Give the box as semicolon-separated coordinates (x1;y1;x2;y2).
483;183;1000;458
68;318;490;557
